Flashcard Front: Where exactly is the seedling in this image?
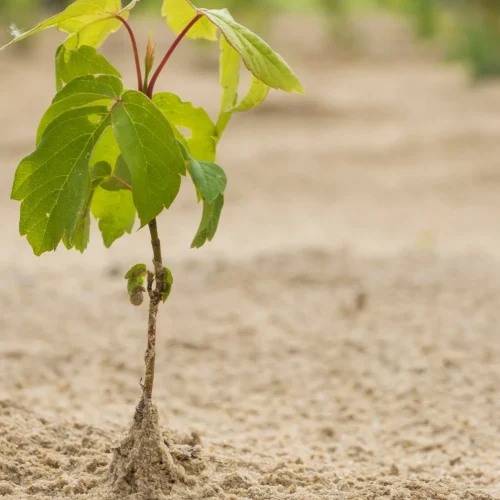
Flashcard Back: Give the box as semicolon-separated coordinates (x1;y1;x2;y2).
1;0;302;495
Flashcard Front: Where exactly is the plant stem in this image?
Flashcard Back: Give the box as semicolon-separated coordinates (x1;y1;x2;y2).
147;14;203;97
116;14;143;93
115;15;161;400
137;14;203;402
149;218;163;264
143;219;165;400
110;176;132;191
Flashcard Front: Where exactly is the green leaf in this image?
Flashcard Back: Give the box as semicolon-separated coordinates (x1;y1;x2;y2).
71;211;92;252
63;195;93;252
188;157;227;202
90;161;112;187
162;267;174;303
216;36;241;139
37;75;123;144
66;160;114;252
162;0;217;41
228;76;270;113
63;0;140;51
91;186;135;247
11;105;110;255
55;44;121;90
125;263;147;296
200;8;304;94
90;126;120;167
111;90;186;226
1;0;138;50
153;92;216;161
191;194;224;248
100;156;132;191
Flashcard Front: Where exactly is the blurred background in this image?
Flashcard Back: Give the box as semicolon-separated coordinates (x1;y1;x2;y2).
3;1;500;79
2;0;500;277
2;2;500;284
4;1;500;77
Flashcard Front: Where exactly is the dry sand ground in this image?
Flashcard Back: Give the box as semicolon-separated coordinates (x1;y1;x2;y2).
0;13;499;500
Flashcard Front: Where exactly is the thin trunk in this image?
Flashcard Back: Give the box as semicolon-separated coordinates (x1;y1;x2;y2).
143;218;165;400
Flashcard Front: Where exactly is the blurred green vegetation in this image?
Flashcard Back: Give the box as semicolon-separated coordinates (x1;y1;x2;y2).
2;0;500;80
448;1;500;80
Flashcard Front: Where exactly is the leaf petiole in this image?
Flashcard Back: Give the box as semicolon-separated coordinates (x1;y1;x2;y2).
147;13;203;98
116;14;143;92
109;175;132;191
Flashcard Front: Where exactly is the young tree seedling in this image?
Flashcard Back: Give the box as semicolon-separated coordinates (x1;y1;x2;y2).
2;0;302;495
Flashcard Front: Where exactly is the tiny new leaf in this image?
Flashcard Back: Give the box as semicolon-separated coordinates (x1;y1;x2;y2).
125;263;147;294
162;267;174;303
100;156;132;191
91;161;113;186
125;263;147;305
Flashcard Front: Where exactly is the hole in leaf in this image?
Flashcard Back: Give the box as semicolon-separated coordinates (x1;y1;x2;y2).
177;126;192;139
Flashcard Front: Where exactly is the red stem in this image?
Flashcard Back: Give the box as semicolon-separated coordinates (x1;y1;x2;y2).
116;15;143;92
147;14;203;98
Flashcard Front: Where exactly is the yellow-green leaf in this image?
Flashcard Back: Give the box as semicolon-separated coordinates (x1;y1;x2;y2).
153;92;216;161
228;76;270;113
65;0;140;49
162;0;217;41
201;8;303;94
1;0;139;51
216;36;240;140
91;126;121;168
55;44;122;90
124;263;147;296
162;267;174;303
91;186;135;247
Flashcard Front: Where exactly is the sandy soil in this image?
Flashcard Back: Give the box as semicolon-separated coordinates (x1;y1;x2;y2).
0;13;499;500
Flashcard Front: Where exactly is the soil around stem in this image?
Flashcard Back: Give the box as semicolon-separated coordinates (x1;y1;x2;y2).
109;398;190;499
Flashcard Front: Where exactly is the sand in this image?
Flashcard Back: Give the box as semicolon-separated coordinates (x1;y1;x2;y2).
0;13;499;500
